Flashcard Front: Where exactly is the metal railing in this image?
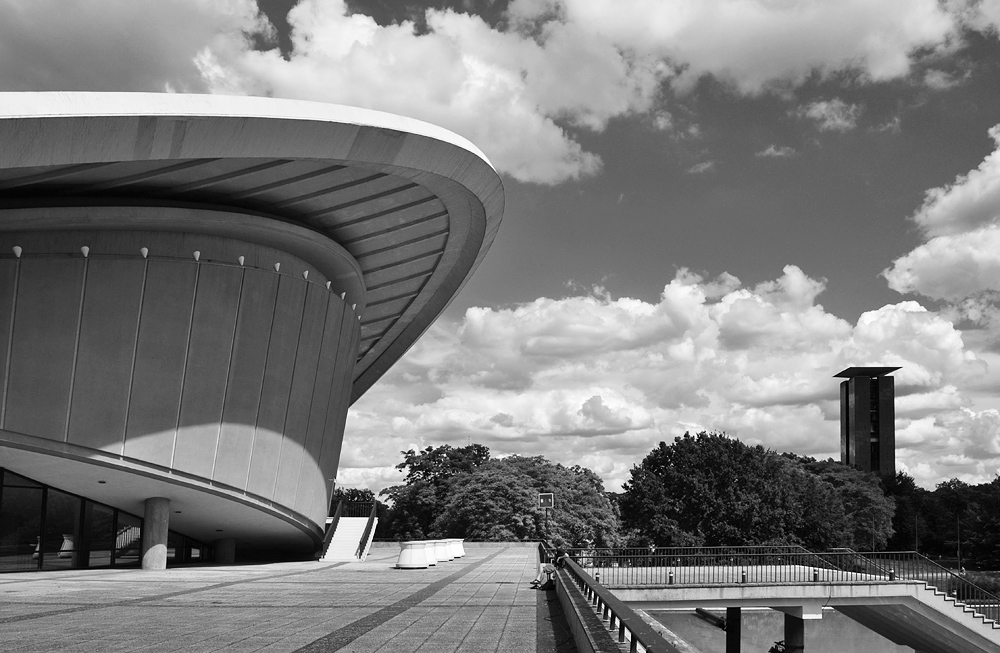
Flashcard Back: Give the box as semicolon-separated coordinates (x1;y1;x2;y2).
541;543;681;653
560;545;830;585
562;547;1000;626
341;501;375;518
356;502;377;560
319;500;344;559
564;545;812;559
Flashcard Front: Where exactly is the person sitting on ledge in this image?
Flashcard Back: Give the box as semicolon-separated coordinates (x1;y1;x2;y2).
531;550;569;589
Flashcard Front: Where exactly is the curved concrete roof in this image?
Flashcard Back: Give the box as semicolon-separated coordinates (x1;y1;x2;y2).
0;92;504;401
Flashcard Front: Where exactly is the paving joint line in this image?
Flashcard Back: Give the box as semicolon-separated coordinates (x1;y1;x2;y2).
0;562;349;625
292;549;508;652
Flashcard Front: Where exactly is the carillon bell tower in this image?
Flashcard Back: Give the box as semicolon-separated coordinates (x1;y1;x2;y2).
835;366;899;479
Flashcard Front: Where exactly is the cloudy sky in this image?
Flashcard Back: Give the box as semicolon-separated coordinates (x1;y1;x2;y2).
6;0;1000;493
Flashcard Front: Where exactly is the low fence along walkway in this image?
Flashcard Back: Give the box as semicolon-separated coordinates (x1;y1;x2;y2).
553;545;1000;653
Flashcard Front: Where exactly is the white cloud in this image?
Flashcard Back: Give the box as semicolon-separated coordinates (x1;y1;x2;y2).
0;0;266;93
756;144;797;158
510;0;962;93
885;225;1000;300
907;125;1000;238
924;68;963;90
795;99;862;132
895;408;1000;485
205;0;666;183
687;161;715;174
875;116;902;134
345;267;995;493
2;0;991;184
653;111;674;131
884;126;1000;328
962;0;1000;33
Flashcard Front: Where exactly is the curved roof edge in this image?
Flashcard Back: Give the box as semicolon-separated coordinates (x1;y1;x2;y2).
0;91;494;168
0;92;505;402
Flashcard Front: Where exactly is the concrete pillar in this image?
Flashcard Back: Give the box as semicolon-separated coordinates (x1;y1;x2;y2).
140;497;170;571
726;607;741;653
215;538;236;564
784;613;804;652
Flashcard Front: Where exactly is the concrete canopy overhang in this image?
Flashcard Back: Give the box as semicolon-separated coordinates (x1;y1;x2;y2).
834;366;900;378
0;91;505;401
0;92;504;552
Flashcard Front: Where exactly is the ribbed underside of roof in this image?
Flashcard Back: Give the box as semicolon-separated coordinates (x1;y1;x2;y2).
0;156;447;378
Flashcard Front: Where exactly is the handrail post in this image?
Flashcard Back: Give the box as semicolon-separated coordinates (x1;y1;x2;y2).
355;501;378;559
320;500;344;559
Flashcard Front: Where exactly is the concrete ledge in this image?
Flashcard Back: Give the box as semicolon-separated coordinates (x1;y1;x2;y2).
554;569;624;653
369;540;540;549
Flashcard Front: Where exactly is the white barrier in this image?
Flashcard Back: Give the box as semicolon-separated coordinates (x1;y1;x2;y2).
394;538;467;569
395;541;430;569
434;539;453;562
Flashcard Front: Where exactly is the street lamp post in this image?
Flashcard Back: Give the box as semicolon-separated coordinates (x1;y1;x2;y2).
957;514;963;572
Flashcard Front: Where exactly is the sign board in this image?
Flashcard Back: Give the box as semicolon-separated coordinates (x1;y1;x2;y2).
538;493;554;509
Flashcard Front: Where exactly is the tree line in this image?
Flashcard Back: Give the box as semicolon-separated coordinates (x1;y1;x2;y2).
343;432;1000;568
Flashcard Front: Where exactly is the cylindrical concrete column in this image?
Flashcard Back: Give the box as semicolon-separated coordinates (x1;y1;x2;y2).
215;538;236;565
726;607;741;653
141;497;170;571
783;613;804;652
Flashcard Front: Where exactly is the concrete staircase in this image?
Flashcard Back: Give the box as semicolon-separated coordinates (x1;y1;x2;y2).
833;582;1000;653
320;517;377;562
928;585;1000;631
621;580;1000;653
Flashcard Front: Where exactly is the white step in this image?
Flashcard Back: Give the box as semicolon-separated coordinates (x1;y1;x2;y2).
321;517;373;561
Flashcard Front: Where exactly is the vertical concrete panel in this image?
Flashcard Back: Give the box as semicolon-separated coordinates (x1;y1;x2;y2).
839;380;849;466
851;377;871;472
272;283;327;507
125;261;196;466
6;259;85;440
68;259;145;453
214;269;278;489
293;296;344;518
246;277;304;499
173;265;242;478
0;260;18;427
878;376;895;478
326;310;361;475
313;304;360;521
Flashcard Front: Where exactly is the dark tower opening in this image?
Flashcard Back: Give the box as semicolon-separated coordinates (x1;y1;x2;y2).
835;366;899;479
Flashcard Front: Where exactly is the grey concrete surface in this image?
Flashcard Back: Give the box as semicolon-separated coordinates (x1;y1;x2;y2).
0;545;575;652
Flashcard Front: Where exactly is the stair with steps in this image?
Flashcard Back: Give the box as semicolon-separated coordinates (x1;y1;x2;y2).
321;517;377;562
927;584;1000;630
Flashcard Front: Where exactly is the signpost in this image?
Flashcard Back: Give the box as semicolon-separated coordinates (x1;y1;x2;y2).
538;493;554;535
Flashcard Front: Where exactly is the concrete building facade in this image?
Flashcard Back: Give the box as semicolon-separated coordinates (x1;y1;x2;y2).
0;93;503;569
836;366;899;479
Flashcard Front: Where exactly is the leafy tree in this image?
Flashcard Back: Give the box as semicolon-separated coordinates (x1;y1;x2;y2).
380;481;440;539
380;445;621;544
379;444;491;539
935;478;973;564
883;475;1000;564
328;487;391;538
620;432;887;550
967;477;1000;568
475;456;621;547
432;466;540;541
885;472;928;552
329;487;375;513
800;458;895;550
396;444;491;483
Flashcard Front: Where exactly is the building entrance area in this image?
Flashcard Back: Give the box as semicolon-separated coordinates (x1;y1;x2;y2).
0;468;205;572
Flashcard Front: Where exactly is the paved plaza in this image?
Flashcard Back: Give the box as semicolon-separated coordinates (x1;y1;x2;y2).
0;545;576;653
